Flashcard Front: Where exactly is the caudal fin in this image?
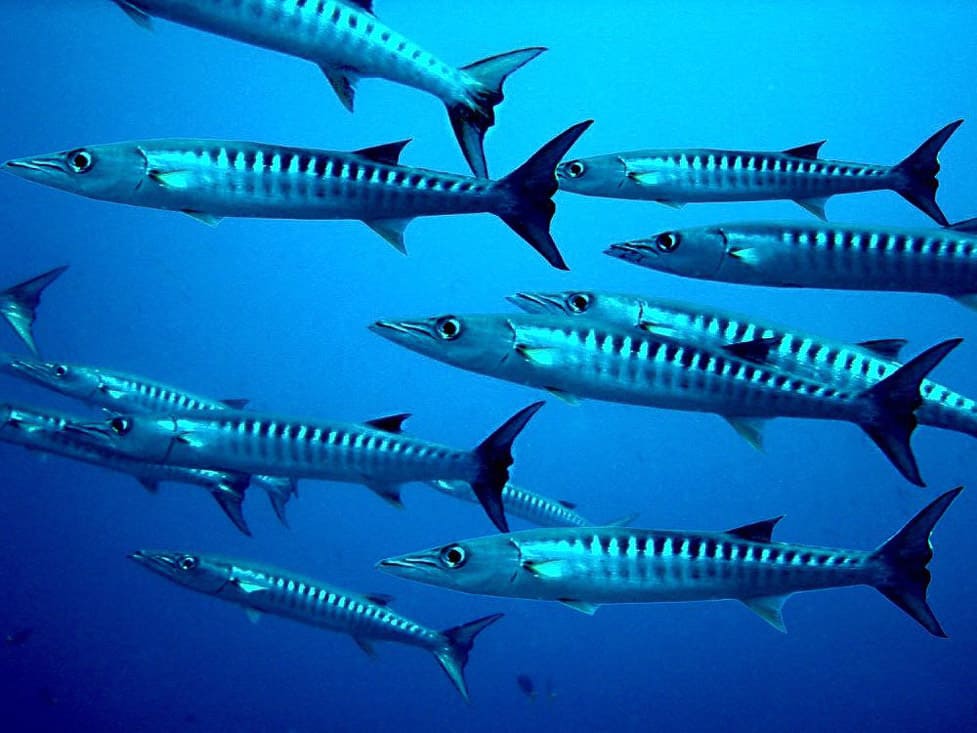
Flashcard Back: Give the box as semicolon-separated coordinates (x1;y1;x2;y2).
471;402;545;532
495;121;594;270
891;120;963;226
871;486;962;637
433;613;504;702
0;265;68;356
449;47;546;178
858;338;961;486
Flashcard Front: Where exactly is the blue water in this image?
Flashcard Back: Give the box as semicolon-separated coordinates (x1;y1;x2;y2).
2;2;976;731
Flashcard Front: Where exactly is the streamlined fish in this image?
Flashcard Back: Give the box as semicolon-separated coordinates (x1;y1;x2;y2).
379;487;962;637
0;403;253;535
371;312;960;486
429;480;593;528
3;354;294;524
69;403;544;532
0;266;67;356
111;0;544;177
509;290;977;448
606;219;977;306
3;121;592;270
557;120;962;224
129;549;502;701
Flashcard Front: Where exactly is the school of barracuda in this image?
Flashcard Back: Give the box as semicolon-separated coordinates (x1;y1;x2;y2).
0;0;970;702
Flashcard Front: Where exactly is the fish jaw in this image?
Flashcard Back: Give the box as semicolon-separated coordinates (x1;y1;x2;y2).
128;550;229;594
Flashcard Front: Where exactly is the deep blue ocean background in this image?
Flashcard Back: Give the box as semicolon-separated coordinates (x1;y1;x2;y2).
2;2;976;731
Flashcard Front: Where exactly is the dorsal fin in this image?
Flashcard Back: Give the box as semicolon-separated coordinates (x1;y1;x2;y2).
557;499;577;509
948;217;977;233
857;339;908;360
726;516;784;542
364;593;394;606
220;398;249;410
346;0;375;14
722;336;780;363
365;413;410;433
783;141;825;159
354;140;410;165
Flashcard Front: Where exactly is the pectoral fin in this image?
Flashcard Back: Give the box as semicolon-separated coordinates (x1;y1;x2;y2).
740;594;790;632
522;559;563;579
236;580;268;595
728;247;762;265
558;599;600;615
515;344;559;366
148;170;194;190
322;66;358;112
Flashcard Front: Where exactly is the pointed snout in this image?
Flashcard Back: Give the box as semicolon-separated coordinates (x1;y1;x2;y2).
2;155;67;180
369;319;436;342
505;292;563;314
604;240;656;263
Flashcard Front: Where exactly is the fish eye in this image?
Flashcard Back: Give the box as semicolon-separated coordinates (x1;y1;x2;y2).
53;364;68;378
179;556;198;571
566;292;592;313
110;417;131;435
67;149;94;174
656;232;681;252
435;316;462;340
565;160;586;178
439;544;467;568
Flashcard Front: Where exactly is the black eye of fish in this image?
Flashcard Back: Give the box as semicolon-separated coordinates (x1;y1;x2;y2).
110;417;131;435
53;365;67;378
567;292;591;313
436;316;461;340
439;545;467;568
565;161;586;178
67;149;93;173
656;232;680;252
179;556;198;571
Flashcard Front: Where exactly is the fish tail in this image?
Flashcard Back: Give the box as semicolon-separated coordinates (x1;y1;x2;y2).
870;486;962;637
858;338;962;486
495;120;594;270
1;265;68;356
891;119;963;226
449;47;546;178
471;401;545;532
433;613;504;702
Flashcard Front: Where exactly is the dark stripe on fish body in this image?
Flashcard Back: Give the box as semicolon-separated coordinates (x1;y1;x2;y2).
784;550;797;563
704;538;718;558
767;547;780;562
653;535;666;556
687;536;702;558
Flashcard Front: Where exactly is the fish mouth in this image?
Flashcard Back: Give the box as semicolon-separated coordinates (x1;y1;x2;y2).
127;550;180;572
376;556;439;573
505;292;561;314
5;357;56;382
3;157;67;177
61;420;116;441
369;319;436;341
604;241;655;263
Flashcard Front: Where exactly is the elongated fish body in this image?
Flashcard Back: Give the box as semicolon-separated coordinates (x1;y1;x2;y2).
113;1;545;177
129;550;503;700
510;290;977;442
607;219;977;304
0;266;67;356
72;403;544;532
0;403;253;535
371;312;960;485
379;488;962;637
557;120;962;224
429;480;591;528
4;122;593;270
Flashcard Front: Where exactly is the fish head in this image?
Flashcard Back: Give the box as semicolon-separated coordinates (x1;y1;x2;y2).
369;314;515;374
128;550;231;595
4;142;149;201
605;226;728;279
377;534;521;595
61;413;178;462
555;154;625;195
508;290;645;328
4;356;102;397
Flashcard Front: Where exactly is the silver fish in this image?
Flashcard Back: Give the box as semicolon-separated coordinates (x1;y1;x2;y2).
0;403;252;535
429;480;593;528
557;120;962;224
0;266;67;356
370;312;960;486
69;403;544;532
378;487;962;637
129;549;502;701
4;121;592;270
509;290;977;448
606;218;977;307
112;0;544;177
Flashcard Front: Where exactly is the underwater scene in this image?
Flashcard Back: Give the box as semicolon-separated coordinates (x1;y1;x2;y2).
1;2;976;731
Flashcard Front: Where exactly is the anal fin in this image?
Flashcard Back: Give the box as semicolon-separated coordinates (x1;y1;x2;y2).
558;599;600;615
353;637;377;658
740;594;789;632
113;0;153;30
182;210;223;227
793;197;829;220
951;294;977;311
363;218;412;254
366;482;404;509
245;608;262;624
322;66;358;112
723;416;767;452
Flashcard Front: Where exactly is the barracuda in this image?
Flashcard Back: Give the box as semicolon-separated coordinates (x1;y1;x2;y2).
69;402;544;532
606;219;977;306
429;480;594;528
0;266;67;356
0;403;253;535
3;121;592;270
370;312;960;486
128;550;502;701
111;0;543;178
379;487;962;637
557;120;962;224
3;354;294;525
509;290;977;448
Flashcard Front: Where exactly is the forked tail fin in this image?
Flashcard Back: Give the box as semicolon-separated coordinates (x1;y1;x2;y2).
433;613;504;702
495;121;594;270
870;486;962;637
471;401;545;532
0;265;68;356
858;337;961;486
891;119;963;226
449;47;546;178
